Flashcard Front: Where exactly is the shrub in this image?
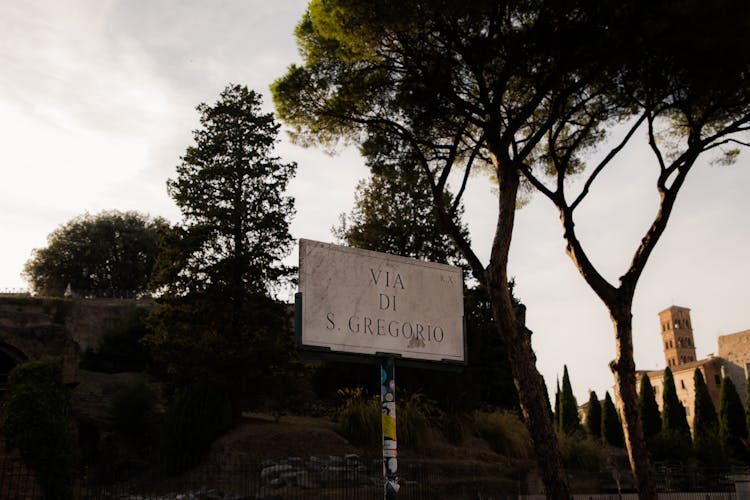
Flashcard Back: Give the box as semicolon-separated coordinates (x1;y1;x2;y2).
473;410;533;459
649;428;694;463
557;433;604;472
439;411;473;445
335;387;380;447
110;378;156;438
80;308;151;373
397;392;439;450
335;388;441;450
160;381;233;472
4;358;75;499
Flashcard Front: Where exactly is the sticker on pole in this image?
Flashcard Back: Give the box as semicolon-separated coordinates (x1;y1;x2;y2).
298;239;465;363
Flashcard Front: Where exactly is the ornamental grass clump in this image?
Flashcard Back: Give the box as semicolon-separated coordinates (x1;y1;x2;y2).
335;387;380;447
473;410;533;459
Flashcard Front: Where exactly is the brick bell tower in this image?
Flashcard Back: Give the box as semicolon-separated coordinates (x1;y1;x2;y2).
659;305;697;368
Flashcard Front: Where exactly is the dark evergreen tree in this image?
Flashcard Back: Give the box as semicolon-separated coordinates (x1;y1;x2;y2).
158;84;296;299
638;373;661;440
693;368;722;465
541;375;554;420
559;366;582;434
601;391;624;448
719;376;748;462
661;368;691;442
553;379;561;432
585;391;602;440
147;85;298;415
333;156;468;269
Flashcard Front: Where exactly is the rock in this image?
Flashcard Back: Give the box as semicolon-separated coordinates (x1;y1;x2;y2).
260;464;294;482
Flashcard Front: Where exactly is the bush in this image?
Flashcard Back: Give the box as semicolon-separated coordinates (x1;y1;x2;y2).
160;381;233;472
335;388;441;450
439;411;473;445
557;433;604;472
473;410;533;459
649;428;694;463
4;358;76;499
397;392;439;450
335;387;380;447
80;308;151;373
110;378;156;439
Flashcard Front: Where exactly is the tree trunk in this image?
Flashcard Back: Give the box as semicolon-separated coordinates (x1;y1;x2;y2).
610;305;657;500
486;278;571;499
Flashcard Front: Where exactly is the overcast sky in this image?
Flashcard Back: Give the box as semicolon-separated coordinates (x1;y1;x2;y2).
2;0;748;404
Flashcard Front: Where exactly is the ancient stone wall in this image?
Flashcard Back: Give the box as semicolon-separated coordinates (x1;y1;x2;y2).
718;329;750;406
0;296;152;383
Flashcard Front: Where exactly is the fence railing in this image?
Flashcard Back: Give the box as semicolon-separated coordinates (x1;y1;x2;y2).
0;456;746;500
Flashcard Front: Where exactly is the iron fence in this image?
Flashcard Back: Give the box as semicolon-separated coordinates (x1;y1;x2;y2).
1;456;747;500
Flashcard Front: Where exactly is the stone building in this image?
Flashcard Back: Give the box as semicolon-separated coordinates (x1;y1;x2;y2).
717;328;750;406
633;305;750;429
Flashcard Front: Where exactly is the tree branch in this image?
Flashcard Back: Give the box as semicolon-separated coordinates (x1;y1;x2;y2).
619;148;699;292
451;133;485;216
571;112;647;211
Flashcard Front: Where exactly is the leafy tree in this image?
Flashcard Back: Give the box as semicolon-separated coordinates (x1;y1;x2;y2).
692;369;722;465
275;1;750;495
637;374;661;441
512;0;750;490
585;391;602;440
23;210;167;297
273;2;623;494
558;366;581;435
147;84;298;413
4;359;75;499
601;391;624;448
719;376;748;463
661;368;691;443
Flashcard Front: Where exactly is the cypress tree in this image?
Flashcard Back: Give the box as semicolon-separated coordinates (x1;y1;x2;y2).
746;373;750;441
540;375;554;421
661;367;691;443
553;378;561;432
585;390;602;440
693;369;718;434
719;376;747;462
559;366;582;434
638;373;661;440
601;391;624;447
693;368;722;464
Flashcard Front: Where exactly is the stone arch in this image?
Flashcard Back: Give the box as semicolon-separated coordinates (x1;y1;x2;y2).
0;341;28;392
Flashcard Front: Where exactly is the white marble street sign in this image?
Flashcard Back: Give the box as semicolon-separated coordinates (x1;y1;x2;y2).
298;239;465;362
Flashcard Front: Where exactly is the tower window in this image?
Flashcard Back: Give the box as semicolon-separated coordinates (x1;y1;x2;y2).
680;380;686;389
715;374;721;385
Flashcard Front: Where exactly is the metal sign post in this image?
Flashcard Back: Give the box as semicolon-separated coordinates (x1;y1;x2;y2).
380;356;398;499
